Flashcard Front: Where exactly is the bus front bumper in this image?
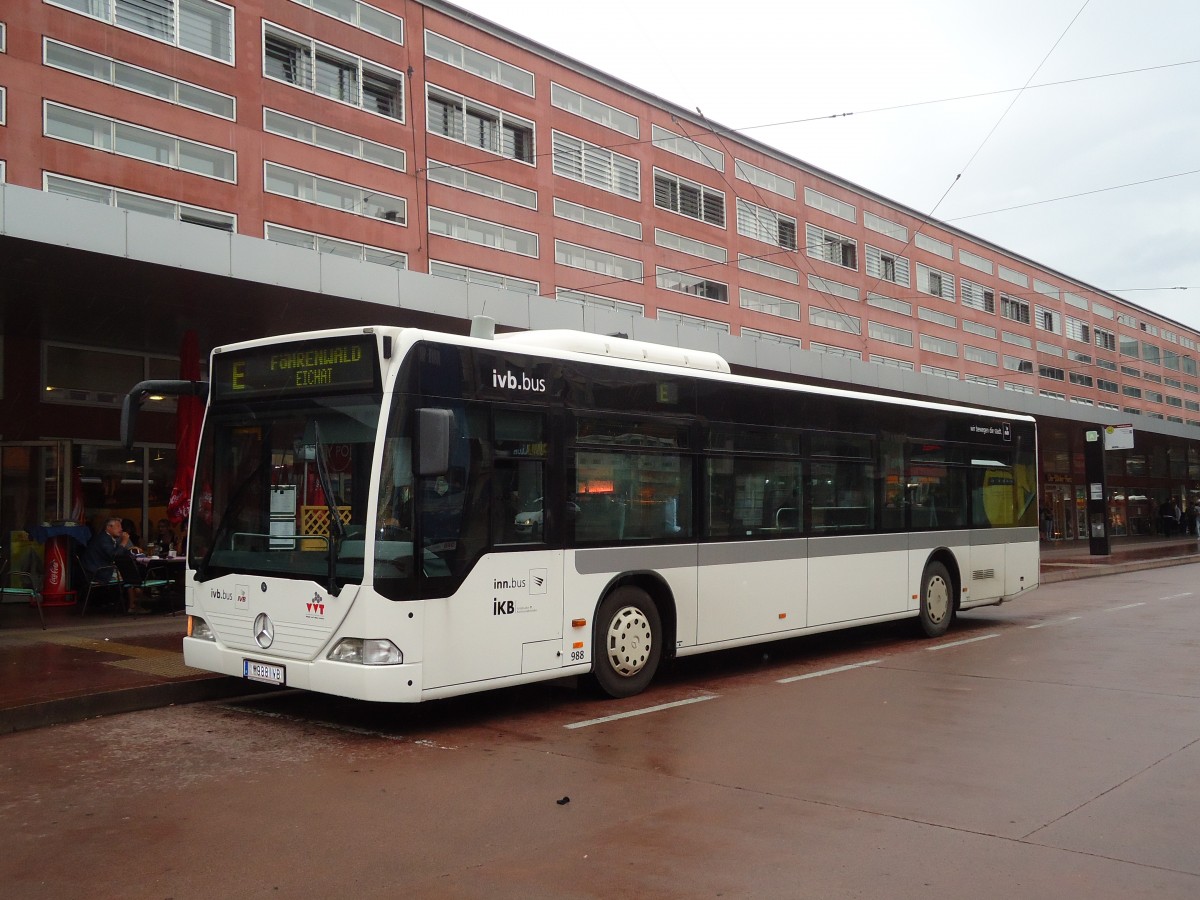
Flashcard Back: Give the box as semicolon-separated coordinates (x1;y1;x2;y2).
184;636;424;702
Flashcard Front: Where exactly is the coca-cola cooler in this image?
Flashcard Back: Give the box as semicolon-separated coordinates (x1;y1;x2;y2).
41;534;77;606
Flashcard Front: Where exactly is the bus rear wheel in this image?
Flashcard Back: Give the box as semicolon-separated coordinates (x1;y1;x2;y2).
918;562;954;637
590;587;662;699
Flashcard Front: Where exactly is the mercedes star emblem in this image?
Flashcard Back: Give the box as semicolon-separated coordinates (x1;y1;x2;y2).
253;612;274;649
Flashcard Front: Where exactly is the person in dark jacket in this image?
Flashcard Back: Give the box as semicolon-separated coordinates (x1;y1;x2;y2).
81;516;145;613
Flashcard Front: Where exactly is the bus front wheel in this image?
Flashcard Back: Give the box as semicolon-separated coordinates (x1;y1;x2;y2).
590;587;662;699
918;562;954;638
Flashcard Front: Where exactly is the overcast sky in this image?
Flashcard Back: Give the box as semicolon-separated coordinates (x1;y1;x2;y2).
449;0;1200;331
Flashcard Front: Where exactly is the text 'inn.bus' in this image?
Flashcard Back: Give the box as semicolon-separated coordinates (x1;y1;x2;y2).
126;322;1039;702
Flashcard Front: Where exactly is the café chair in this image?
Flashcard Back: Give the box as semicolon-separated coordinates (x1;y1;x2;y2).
0;553;45;629
80;555;177;616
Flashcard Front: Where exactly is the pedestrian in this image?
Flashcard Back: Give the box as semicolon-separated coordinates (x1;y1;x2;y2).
1041;504;1054;541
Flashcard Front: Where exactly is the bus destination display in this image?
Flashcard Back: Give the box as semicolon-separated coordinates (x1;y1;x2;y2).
213;336;379;400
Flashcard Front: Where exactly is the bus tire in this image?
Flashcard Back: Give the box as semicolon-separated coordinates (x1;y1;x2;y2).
918;562;954;637
590;587;662;699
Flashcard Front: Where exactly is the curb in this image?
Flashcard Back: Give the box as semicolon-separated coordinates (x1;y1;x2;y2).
0;676;264;735
1041;553;1200;584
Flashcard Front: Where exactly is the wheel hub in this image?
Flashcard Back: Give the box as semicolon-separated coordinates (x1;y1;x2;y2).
606;606;653;677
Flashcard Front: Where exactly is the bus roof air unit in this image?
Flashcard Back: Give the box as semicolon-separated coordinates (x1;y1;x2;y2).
493;328;731;374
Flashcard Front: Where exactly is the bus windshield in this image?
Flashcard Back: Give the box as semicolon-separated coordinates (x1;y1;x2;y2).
190;394;380;588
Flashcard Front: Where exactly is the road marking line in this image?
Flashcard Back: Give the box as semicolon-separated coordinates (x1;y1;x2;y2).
1027;616;1081;629
564;695;716;730
928;633;999;651
1160;592;1193;601
1104;602;1146;612
777;659;881;684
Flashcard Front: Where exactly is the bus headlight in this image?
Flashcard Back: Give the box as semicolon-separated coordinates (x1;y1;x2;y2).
188;616;215;641
328;638;404;666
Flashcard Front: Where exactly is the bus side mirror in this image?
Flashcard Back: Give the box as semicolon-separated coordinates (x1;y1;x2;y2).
417;408;452;476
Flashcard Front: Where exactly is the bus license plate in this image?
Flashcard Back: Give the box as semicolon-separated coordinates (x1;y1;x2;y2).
243;659;285;686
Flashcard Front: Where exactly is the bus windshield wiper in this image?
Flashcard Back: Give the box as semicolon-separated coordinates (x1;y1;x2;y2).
311;420;345;594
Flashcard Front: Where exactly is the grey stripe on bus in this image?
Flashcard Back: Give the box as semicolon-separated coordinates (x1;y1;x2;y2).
574;527;1039;574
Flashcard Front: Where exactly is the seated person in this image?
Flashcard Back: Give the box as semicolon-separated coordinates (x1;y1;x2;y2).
154;518;177;556
122;517;142;550
81;516;146;613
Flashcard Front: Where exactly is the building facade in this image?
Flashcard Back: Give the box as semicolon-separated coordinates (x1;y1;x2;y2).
2;0;1200;552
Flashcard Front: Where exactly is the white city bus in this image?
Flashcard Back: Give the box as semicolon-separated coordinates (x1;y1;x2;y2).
172;323;1038;701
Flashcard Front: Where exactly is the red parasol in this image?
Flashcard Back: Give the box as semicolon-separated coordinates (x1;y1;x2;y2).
167;329;203;524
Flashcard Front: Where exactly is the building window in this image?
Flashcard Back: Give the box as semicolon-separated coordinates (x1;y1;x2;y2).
1145;390;1164;404
656;229;725;262
651;124;724;172
44;342;180;408
265;24;403;120
960;279;995;313
44;39;236;119
864;212;908;242
1123;385;1142;399
963;319;997;339
654;169;725;227
656;267;728;303
48;0;234;62
965;373;998;387
998;265;1029;287
1038;365;1065;381
429;160;536;208
1064;316;1090;343
807;275;859;302
553;83;638;137
265;108;405;171
424;30;533;95
920;335;958;357
806;224;857;269
1069;372;1093;387
1001;294;1030;325
1035;305;1060;334
868;322;913;347
1094;326;1116;352
916;263;954;300
1142;342;1162;366
265;162;405;224
867;293;911;316
803;187;855;222
915;232;952;259
866;245;910;287
555;240;642;282
964;346;998;366
45;172;235;230
555;198;639;238
426;86;532;161
810;307;861;335
267;223;407;268
292;0;403;44
737;199;797;250
44;102;236;181
1004;356;1034;374
918;307;956;329
552;131;639;198
738;253;798;285
428;208;536;256
734;159;795;199
431;260;537;294
959;249;993;275
741;287;799;320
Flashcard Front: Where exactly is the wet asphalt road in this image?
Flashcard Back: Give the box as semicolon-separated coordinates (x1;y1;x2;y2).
2;565;1199;899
